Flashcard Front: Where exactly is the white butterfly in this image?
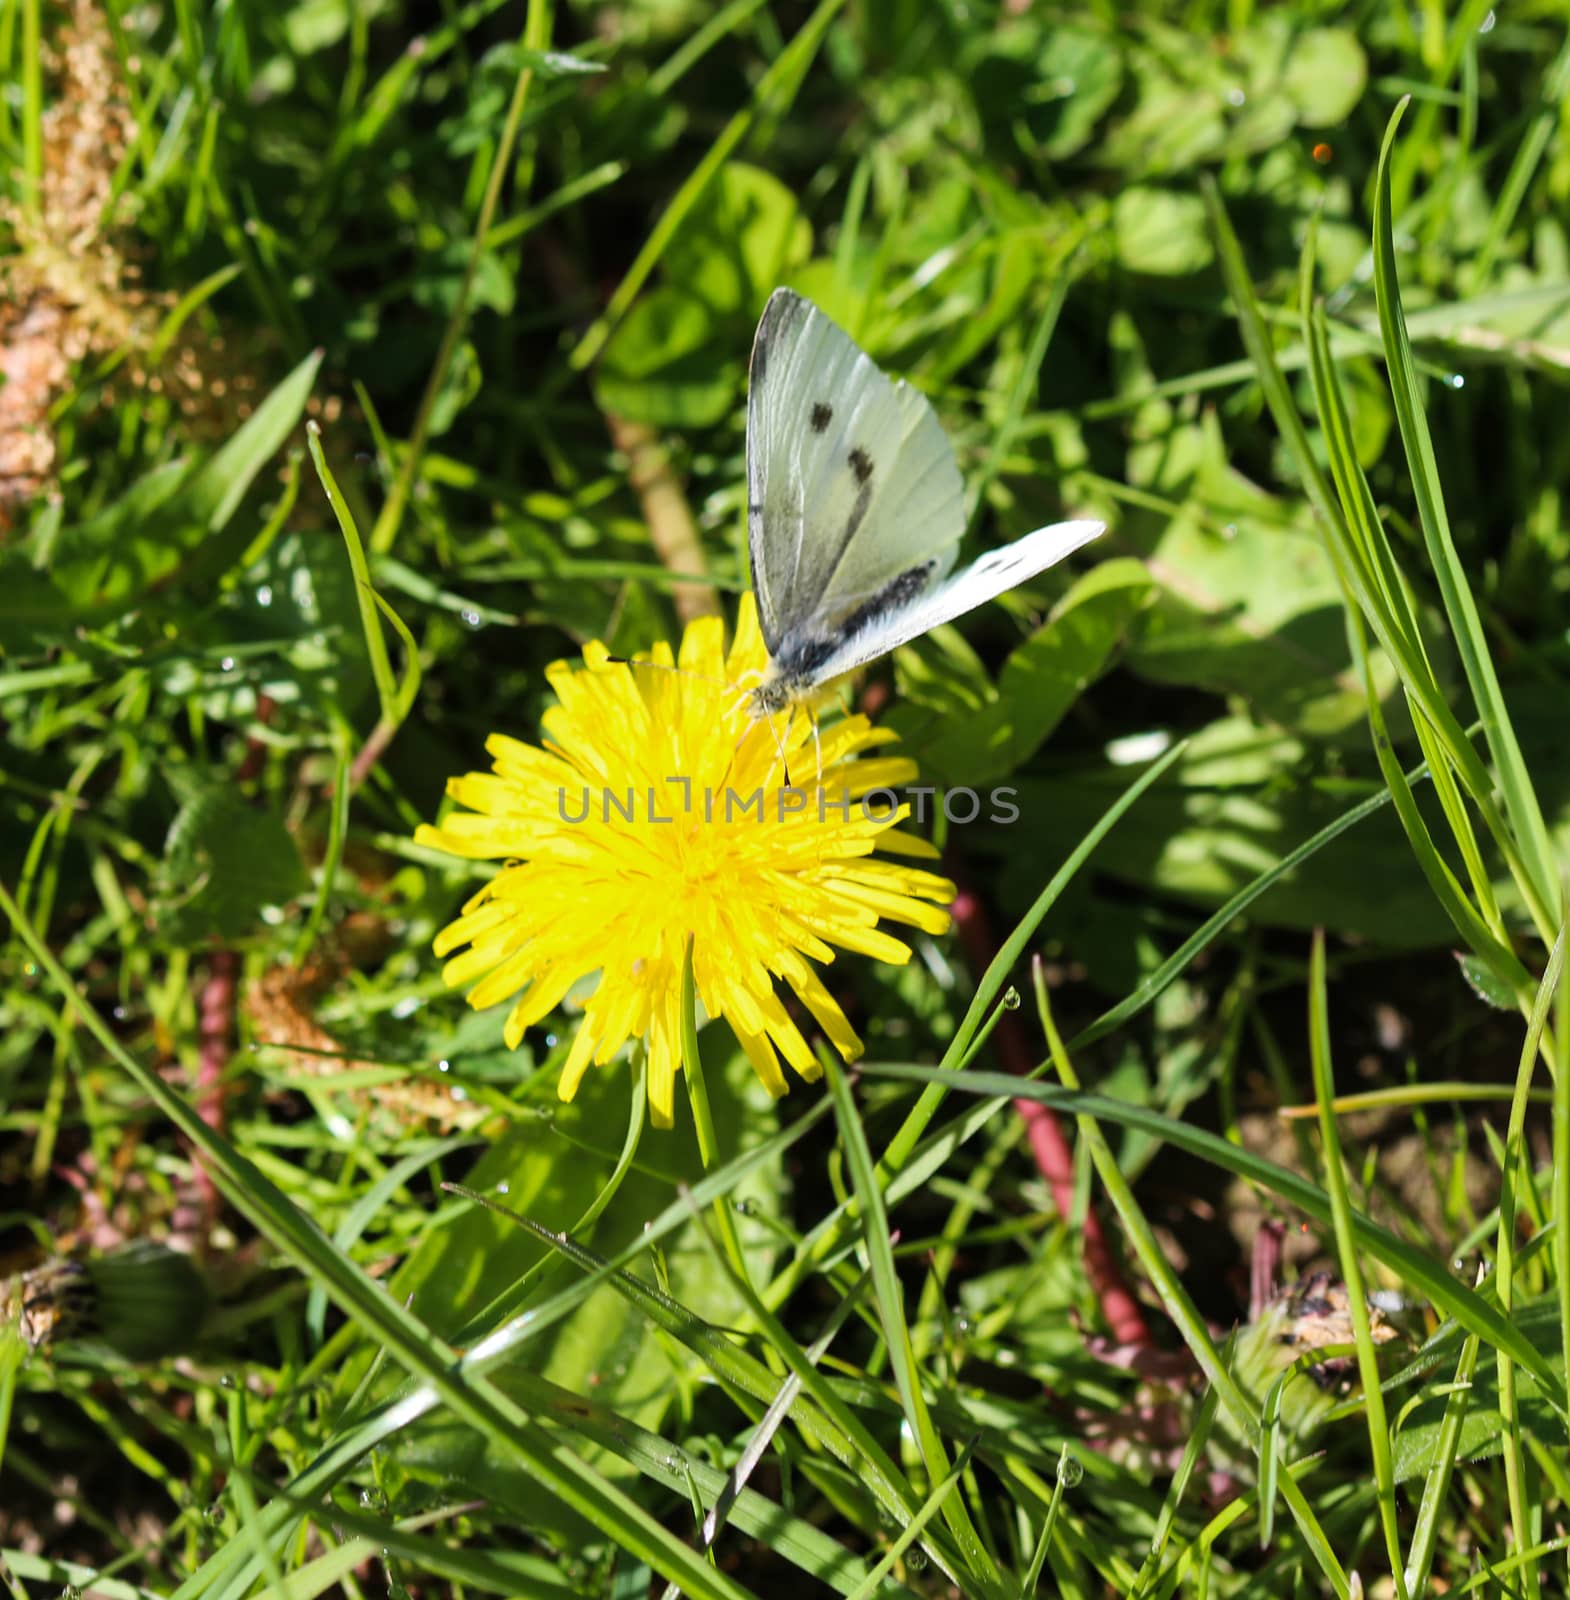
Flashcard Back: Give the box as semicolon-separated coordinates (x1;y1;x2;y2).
744;288;1105;719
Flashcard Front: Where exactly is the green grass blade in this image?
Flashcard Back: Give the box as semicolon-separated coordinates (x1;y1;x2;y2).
761;738;1186;1316
1373;98;1559;924
1308;931;1408;1597
569;0;846;369
1031;969;1350;1597
1492;917;1566;1600
823;1056;1007;1599
859;1064;1560;1394
0;882;762;1600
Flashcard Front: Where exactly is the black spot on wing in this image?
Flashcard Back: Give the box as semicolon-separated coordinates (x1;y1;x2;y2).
810;402;833;432
848;446;873;484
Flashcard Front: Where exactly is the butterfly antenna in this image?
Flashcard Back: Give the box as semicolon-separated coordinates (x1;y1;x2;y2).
604;655;731;692
771;706;794;785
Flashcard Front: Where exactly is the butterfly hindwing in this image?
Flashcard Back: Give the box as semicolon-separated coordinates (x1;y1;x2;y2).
747;290;965;657
804;519;1107;684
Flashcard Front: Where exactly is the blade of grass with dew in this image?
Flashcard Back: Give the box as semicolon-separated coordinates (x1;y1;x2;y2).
844;1440;979;1600
823;1056;1009;1600
442;1183;966;1581
189;1103;831;1600
677;1184;970;1585
859;1063;1559;1393
436;1047;649;1349
1303;298;1536;1000
1031;970;1350;1596
1492;918;1567;1600
1018;1446;1076;1597
1375;98;1558;924
1308;931;1409;1596
1299;211;1547;965
1403;1316;1482;1598
1215;180;1495;833
0;883;761;1600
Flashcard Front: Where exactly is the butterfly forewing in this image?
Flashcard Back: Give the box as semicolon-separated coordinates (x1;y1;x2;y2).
747;290;965;657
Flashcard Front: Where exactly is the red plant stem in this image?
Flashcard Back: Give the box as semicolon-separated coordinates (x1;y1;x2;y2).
192;950;237;1215
948;874;1151;1347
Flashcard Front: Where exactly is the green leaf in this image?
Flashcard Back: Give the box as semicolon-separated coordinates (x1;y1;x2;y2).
1283;28;1367;128
1113;186;1214;276
155;776;309;943
1006;727;1453;947
1390;1300;1566;1482
594;288;735;427
1458;951;1519;1010
663;162;811;317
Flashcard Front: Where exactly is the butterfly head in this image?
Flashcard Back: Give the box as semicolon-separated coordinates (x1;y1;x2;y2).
744;673;796;721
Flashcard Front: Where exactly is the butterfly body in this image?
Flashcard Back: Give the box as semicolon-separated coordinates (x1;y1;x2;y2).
744;288;1104;719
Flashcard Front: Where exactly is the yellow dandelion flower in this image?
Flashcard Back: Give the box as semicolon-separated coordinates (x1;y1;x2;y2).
414;594;955;1127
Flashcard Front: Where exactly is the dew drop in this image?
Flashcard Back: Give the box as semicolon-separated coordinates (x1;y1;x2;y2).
734;1197;757;1216
218;1373;236;1389
437;1059;451;1073
219;656;236;672
112;1004;129;1020
495;1181;509;1195
663;1451;687;1473
1001;987;1021;1011
62;1587;83;1600
450;1086;468;1102
1447;372;1465;389
1055;1452;1084;1487
907;1549;930;1571
1479;8;1496;29
255;584;273;607
1225;86;1246;107
205;1500;225;1523
953;1314;972;1335
461;608;482;629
